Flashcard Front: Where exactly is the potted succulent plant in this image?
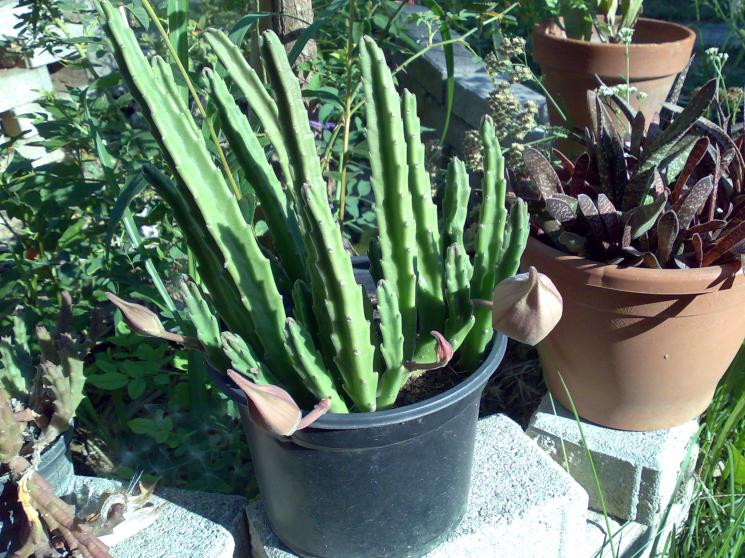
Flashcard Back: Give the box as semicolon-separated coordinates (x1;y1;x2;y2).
0;294;111;557
532;0;696;132
96;2;561;556
518;84;745;430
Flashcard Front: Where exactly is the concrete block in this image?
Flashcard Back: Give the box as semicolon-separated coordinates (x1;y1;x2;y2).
0;66;53;112
1;102;47;137
527;395;698;525
72;476;249;558
584;485;693;558
393;5;548;131
247;414;588;558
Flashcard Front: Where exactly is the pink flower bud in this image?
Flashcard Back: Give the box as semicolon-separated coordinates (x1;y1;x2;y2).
487;267;563;346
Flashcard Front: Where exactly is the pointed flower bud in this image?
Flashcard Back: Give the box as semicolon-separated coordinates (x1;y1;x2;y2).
106;293;201;349
227;370;329;437
404;331;454;372
486;267;563;346
106;293;166;337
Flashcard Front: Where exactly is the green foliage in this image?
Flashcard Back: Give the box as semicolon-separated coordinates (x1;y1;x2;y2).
0;0;258;494
663;346;745;557
519;82;745;268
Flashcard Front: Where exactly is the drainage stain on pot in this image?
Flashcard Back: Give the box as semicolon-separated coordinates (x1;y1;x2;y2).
210;334;507;558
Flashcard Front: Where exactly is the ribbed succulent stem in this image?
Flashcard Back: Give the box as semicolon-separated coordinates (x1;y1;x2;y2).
301;182;378;411
496;199;530;283
142;165;260;351
221;332;277;385
444;243;475;356
179;279;230;371
206;68;305;284
99;4;303;395
285;319;349;413
203;28;293;187
376;280;407;409
459;116;507;368
359;36;417;359
261;31;377;411
401;90;445;334
442;158;471;254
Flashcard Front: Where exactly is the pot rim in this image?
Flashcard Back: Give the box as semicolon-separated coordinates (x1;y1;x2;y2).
0;431;67;484
532;17;695;51
526;236;743;295
211;333;507;430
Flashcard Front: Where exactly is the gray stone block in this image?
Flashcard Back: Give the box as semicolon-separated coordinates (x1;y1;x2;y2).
527;395;698;525
247;414;588;558
391;4;548;147
72;476;248;558
0;66;53;112
584;484;694;558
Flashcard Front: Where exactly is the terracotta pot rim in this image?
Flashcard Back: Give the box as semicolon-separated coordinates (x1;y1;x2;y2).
526;236;744;295
532;17;695;52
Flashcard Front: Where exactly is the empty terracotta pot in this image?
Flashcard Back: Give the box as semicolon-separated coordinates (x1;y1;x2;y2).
532;18;696;131
523;237;745;431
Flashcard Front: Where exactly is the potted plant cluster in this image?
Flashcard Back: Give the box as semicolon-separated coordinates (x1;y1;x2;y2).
519;84;745;430
532;0;696;132
0;295;111;557
96;2;562;557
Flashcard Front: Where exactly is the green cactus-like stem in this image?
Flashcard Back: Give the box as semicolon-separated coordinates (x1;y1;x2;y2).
459;117;507;368
302;182;378;411
203;28;293;187
0;338;29;398
142;165;260;351
206;68;305;283
359;36;418;359
285;319;349;413
402;90;445;334
99;4;300;391
442;158;471;255
0;387;22;463
376;280;407;409
179;279;231;372
221;332;276;385
496;199;530;283
37;362;73;449
261;30;377;411
444;243;475;356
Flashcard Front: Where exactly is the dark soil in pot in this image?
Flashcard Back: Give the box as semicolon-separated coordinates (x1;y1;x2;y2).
210;333;507;558
0;433;73;557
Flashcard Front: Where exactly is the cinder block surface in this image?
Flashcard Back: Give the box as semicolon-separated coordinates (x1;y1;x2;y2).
393;5;548;132
72;476;248;558
247;414;588;558
0;66;53;112
527;395;698;525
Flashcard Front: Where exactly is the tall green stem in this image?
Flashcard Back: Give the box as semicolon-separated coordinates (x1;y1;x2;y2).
338;0;357;226
139;0;241;199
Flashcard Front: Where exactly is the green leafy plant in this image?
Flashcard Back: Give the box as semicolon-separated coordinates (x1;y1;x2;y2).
519;81;745;268
95;0;550;426
0;294;110;557
549;0;644;42
664;345;745;557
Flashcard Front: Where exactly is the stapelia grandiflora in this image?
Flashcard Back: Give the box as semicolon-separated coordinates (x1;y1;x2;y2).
227;370;330;436
476;266;563;346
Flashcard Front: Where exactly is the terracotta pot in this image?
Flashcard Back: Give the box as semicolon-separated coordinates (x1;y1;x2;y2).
523;237;745;431
532;18;696;132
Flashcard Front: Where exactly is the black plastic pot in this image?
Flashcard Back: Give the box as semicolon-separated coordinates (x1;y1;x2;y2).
0;433;73;556
212;333;507;558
